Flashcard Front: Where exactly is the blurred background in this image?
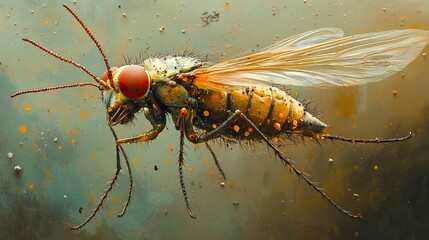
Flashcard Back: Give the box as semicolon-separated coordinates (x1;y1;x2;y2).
1;0;428;239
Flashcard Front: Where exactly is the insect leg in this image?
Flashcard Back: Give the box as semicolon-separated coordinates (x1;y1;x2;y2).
70;140;123;230
117;107;166;144
110;127;133;218
320;132;413;143
184;110;242;143
178;108;197;218
205;141;227;180
237;111;363;219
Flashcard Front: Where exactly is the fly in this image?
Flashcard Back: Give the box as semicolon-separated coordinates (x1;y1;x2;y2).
11;4;429;230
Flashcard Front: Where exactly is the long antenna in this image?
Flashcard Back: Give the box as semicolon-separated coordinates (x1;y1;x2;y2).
11;82;100;98
11;4;116;98
62;4;116;91
22;37;105;86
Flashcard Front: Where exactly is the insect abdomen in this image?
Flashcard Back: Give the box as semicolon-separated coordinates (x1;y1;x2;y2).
194;86;317;139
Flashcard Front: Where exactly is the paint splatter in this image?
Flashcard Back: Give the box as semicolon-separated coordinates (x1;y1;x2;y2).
79;111;89;118
201;11;220;27
19;125;27;134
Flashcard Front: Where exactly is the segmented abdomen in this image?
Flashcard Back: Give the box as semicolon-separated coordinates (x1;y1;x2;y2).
193;86;305;140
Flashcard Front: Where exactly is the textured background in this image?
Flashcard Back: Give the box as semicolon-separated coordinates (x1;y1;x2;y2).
1;0;428;239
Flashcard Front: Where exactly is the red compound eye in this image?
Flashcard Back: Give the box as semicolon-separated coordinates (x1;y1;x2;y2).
117;65;150;99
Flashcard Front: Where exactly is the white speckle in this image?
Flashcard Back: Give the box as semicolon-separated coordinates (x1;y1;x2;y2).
14;165;21;174
423;53;426;57
328;158;334;163
353;193;360;197
30;10;34;14
122;12;127;17
64;195;67;199
181;29;186;33
382;8;387;11
7;152;13;159
220;182;225;187
54;137;58;142
159;26;165;32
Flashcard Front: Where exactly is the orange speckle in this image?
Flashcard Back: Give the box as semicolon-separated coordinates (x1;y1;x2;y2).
73;129;78;135
273;122;281;131
28;183;34;190
247;127;253;132
19;125;27;134
67;130;72;135
207;169;213;175
165;159;170;165
212;124;217;129
273;137;279;143
292;120;298;126
14;102;20;108
163;184;168;189
89;195;95;201
203;110;210;117
168;145;174;151
374;165;379;171
244;131;250;137
279;112;284;118
79;111;89;118
58;145;63;151
108;210;114;217
70;138;76;144
90;152;96;159
233;125;240;132
24;105;31;112
230;180;237;189
63;121;68;126
188;167;193;173
113;197;119;203
295;91;299;98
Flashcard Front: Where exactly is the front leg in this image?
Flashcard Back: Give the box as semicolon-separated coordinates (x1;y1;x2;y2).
117;107;166;144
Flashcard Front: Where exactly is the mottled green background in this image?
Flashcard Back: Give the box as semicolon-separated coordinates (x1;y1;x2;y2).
1;0;428;239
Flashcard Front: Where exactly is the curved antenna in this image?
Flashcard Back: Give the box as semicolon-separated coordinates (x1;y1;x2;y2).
11;82;100;98
22;37;106;87
62;4;116;91
12;4;118;98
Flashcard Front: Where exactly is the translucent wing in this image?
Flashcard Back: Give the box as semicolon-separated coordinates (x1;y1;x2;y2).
263;27;344;51
188;28;429;90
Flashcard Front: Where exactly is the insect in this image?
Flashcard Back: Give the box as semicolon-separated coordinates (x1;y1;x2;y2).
12;4;429;230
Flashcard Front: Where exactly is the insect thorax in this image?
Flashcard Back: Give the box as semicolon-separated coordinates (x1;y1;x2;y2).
142;56;202;83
